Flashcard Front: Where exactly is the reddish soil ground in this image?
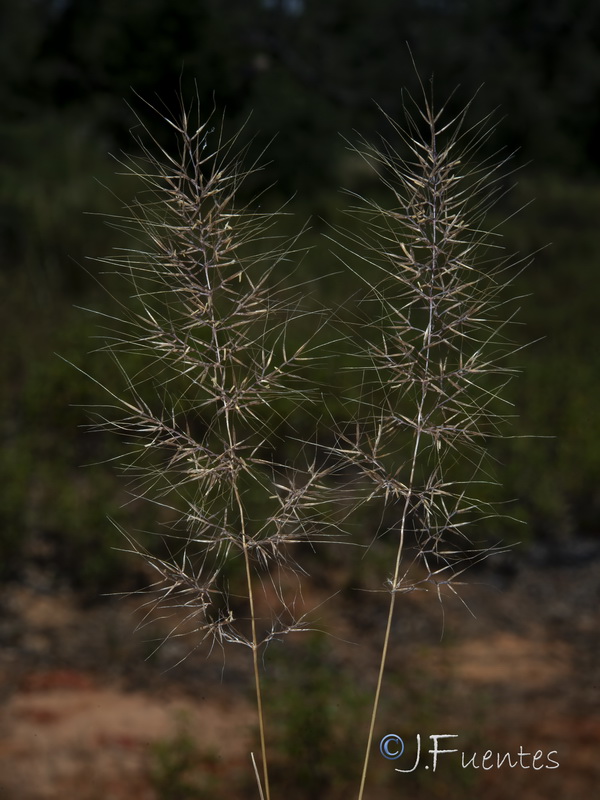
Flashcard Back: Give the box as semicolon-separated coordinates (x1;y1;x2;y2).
1;548;599;799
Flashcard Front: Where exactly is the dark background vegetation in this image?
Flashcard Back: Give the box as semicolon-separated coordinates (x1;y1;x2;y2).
2;1;600;798
2;0;600;590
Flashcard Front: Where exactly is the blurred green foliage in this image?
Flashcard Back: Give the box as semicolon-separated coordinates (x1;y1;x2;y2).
2;0;600;594
149;716;219;800
263;633;368;799
0;273;143;590
494;176;600;542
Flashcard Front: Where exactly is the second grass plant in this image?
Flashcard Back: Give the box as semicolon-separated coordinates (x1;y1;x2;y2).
333;93;524;799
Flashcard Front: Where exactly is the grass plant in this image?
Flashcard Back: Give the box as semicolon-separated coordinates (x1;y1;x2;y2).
83;85;526;799
330;86;525;798
83;93;336;800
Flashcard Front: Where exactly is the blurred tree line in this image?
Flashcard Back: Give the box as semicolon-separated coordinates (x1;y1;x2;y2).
2;0;600;591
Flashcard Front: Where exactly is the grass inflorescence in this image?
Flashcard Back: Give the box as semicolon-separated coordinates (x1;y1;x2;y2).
82;84;527;800
329;86;526;799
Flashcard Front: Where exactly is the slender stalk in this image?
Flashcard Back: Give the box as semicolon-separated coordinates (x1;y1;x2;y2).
244;537;271;800
357;434;421;799
356;525;401;800
235;474;271;800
